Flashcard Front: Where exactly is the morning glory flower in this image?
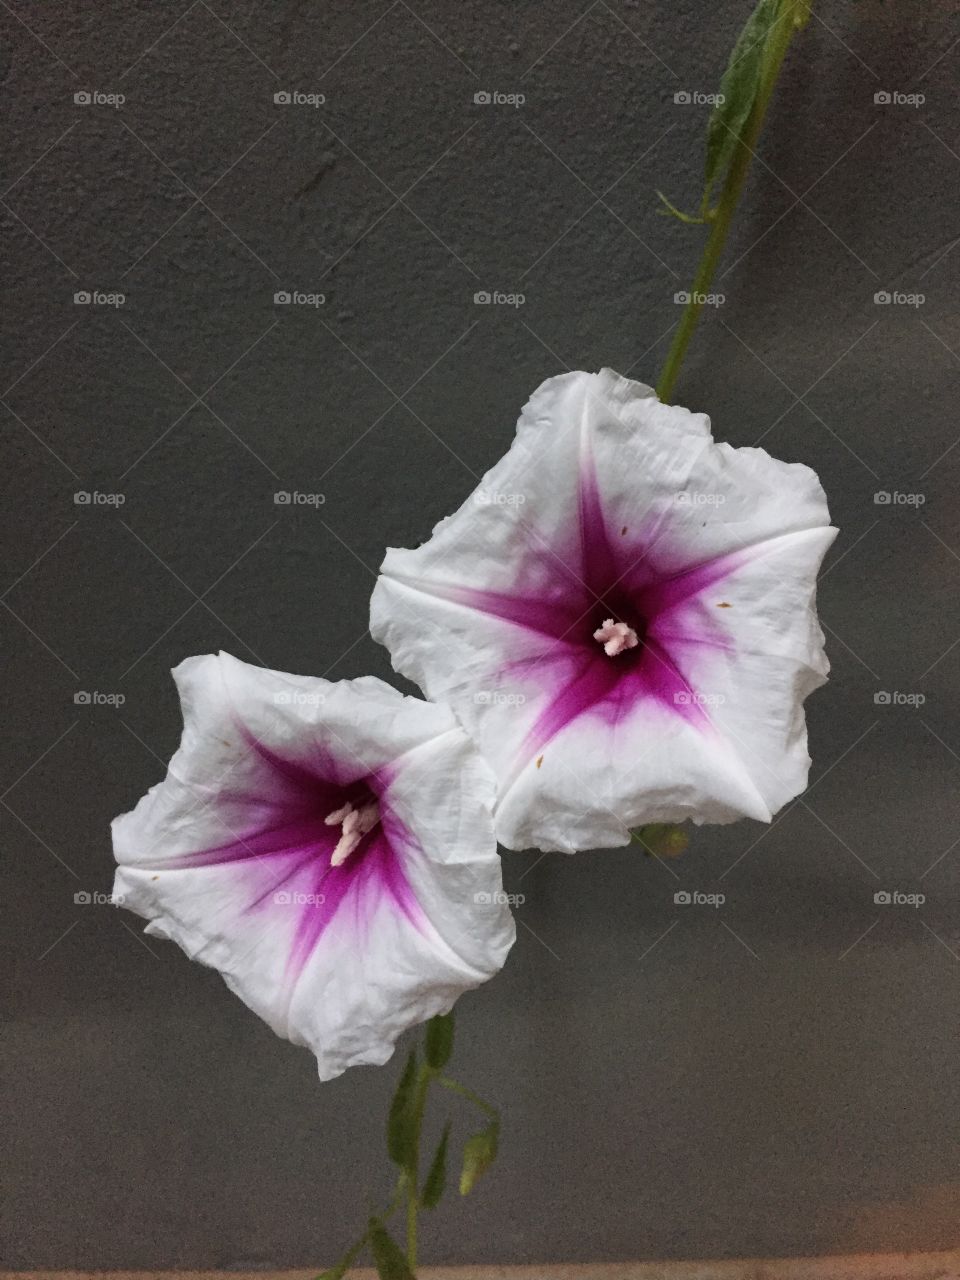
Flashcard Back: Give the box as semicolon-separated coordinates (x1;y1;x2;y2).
112;652;515;1080
370;369;837;853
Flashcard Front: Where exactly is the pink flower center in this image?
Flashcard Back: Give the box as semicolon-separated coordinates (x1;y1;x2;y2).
593;617;639;657
324;799;380;867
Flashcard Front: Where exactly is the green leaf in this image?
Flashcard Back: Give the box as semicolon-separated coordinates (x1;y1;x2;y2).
703;0;781;209
386;1048;418;1169
459;1119;500;1196
421;1121;451;1209
424;1012;455;1070
316;1230;368;1280
368;1217;415;1280
632;823;689;859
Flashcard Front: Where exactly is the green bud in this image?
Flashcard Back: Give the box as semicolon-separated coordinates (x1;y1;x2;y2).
632;823;690;858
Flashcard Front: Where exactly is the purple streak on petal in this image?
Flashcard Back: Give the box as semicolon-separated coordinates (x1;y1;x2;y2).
577;445;621;595
246;848;325;910
164;815;335;869
163;720;428;986
637;547;748;620
515;632;714;762
390;574;587;641
409;440;756;768
498;643;582;694
517;652;621;759
371;804;426;932
283;814;425;983
237;721;351;794
456;585;584;638
512;514;599;599
494;468;724;758
638;636;716;728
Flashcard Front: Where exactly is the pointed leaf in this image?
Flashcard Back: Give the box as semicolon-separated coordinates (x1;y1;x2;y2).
368;1217;415;1280
386;1048;418;1169
424;1012;455;1070
421;1121;451;1209
703;0;780;207
459;1119;500;1196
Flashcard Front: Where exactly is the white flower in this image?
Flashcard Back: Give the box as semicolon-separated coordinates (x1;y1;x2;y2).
112;652;514;1080
371;369;837;853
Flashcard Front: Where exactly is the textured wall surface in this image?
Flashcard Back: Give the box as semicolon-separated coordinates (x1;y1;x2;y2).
3;0;960;1269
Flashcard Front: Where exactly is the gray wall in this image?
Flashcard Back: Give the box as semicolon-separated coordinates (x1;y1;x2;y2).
4;0;960;1268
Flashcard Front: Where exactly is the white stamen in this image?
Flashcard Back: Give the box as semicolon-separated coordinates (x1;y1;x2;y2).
325;799;380;867
593;617;639;657
324;802;353;826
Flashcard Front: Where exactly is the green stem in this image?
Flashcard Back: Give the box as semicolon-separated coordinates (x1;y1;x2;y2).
436;1074;498;1119
405;1064;432;1271
385;1178;406;1218
656;0;804;403
405;1173;418;1272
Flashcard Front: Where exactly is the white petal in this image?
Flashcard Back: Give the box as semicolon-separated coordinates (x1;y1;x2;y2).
112;653;514;1079
371;370;837;852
